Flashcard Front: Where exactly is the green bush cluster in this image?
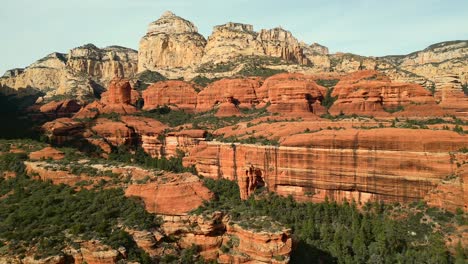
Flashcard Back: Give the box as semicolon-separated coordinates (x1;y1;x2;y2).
109;146;197;174
195;178;465;264
0;175;159;261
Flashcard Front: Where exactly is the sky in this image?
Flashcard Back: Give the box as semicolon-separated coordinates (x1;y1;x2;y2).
1;0;467;75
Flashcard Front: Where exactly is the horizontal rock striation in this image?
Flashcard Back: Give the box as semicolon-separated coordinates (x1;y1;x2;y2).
185;128;467;208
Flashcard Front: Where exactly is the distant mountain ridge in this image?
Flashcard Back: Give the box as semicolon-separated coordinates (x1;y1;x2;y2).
1;11;466;101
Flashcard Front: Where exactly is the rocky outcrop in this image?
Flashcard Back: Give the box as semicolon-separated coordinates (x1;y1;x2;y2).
125;173;213;215
42;118;85;145
29;147;65;161
308;42;329;55
99;78;137;114
25;161;108;186
161;211;292;263
202;22;264;64
142;80;198;112
328;70;446;117
66;44;138;83
138;11;207;71
425;154;468;212
258;27;308;65
1;45;137;99
185;129;468;208
78;241;122;264
38;99;82;118
215;99;242;117
120;115;168;157
91;118;134;147
74;78;138;117
196;78;262;112
433;74;468;117
258;73;326;115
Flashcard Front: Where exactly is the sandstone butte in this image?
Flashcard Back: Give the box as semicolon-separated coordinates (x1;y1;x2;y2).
125;173;214;215
73;78;140;119
142;80;198;112
138;11;207;70
329;70;448;117
196;78;262;112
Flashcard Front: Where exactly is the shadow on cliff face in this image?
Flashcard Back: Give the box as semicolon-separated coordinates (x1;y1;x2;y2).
291;240;337;264
0;92;43;139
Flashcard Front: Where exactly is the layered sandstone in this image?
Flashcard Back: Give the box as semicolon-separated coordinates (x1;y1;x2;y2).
0;45;137;99
202;22;264;64
433;74;468;117
78;241;122;264
138;11;206;71
258;27;308;65
74;78;138;117
29;147;65;161
161;211;292;263
91;118;134;147
196;78;262;112
185;129;468;209
66;44;138;83
258;73;326;115
120;115;168;157
125;173;213;215
38;99;82;118
25;161;109;187
99;78;137;114
329;70;446;117
142;80;198;112
42;118;85;145
165;129;207;157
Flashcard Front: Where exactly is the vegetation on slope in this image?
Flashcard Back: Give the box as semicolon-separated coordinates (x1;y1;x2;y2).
0;152;158;262
195;178;467;264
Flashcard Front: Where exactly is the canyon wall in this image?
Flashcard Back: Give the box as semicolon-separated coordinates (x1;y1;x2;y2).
185;129;467;211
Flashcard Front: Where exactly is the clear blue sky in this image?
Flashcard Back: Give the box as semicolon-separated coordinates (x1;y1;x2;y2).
1;0;467;75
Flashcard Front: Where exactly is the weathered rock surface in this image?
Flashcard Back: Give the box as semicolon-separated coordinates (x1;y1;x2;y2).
66;44;138;84
185;129;468;209
38;99;82;118
258;27;308;65
196;78;262;112
142;80;198;112
259;73;326;115
164;129;207;157
138;11;207;71
78;241;122;264
42;118;85;145
433;74;468;117
125;173;213;215
329;70;446;117
161;211;292;263
91;118;134;147
1;45;137;99
29;147;65;161
202;22;264;64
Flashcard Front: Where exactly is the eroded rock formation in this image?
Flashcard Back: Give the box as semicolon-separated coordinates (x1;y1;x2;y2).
0;45;137;99
185;129;468;208
142;80;198;112
329;70;447;117
259;73;326;115
138;11;207;71
125;173;213;215
196;78;262;112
